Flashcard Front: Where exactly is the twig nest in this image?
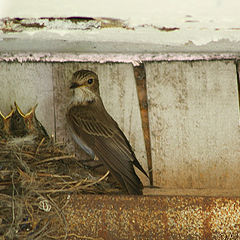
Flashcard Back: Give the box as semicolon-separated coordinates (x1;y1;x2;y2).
0;103;120;239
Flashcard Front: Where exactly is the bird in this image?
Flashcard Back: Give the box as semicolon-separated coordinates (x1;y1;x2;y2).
0;109;14;139
15;103;49;141
66;69;148;195
9;103;28;137
0;111;6;138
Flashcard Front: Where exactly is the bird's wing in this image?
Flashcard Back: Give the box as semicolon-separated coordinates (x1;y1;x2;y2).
67;105;144;194
70;106;148;176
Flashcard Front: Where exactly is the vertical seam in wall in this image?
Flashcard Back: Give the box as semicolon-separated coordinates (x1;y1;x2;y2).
235;60;240;122
52;63;57;141
133;63;153;186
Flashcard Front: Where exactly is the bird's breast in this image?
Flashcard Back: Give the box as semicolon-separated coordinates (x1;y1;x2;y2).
72;87;96;105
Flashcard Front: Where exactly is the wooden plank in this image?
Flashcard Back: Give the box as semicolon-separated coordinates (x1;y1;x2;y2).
0;62;54;136
52;63;149;185
145;61;240;189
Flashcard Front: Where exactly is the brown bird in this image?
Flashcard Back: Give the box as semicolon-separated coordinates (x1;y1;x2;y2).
9;103;49;140
66;70;148;195
0;109;14;139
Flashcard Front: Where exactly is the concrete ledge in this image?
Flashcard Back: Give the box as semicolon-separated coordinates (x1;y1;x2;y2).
0;52;239;65
1;17;240;53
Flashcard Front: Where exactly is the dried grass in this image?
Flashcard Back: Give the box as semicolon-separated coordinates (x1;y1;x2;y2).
0;138;117;239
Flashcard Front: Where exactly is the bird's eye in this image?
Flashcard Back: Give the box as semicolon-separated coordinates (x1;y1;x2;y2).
88;79;93;84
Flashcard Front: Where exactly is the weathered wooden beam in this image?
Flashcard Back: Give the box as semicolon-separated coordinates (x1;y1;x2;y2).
145;61;240;189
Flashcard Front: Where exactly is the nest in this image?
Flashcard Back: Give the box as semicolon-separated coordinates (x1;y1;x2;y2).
0;104;120;239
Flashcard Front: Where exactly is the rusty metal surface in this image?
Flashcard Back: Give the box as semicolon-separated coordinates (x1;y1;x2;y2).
64;194;240;239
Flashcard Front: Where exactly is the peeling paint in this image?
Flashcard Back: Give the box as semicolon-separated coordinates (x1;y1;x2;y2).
0;17;98;33
1;17;240;51
0;17;183;33
20;22;45;29
185;20;199;23
0;53;239;66
139;24;180;31
0;17;131;33
156;26;180;31
95;17;130;29
0;17;182;33
45;16;95;22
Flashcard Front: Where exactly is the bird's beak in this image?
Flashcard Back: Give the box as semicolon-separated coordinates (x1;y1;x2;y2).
70;82;80;89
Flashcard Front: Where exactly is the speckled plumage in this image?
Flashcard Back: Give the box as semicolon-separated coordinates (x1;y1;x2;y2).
66;70;148;195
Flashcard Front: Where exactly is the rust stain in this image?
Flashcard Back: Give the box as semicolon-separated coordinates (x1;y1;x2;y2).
0;17;134;33
185;20;199;23
97;17;125;28
1;19;18;33
1;18;45;33
133;63;153;186
236;61;240;113
20;22;44;28
139;24;179;32
0;17;183;33
64;194;240;239
202;197;213;240
1;28;18;33
95;17;134;30
157;26;180;32
41;16;95;23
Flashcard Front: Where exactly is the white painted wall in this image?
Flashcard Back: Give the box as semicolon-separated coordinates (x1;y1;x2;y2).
1;0;240;28
1;0;240;52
